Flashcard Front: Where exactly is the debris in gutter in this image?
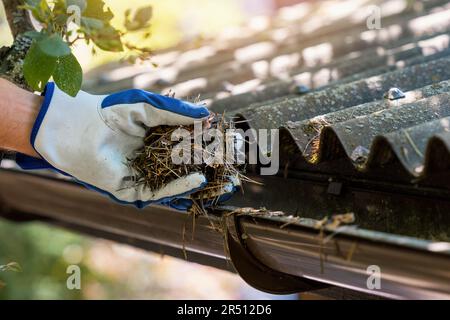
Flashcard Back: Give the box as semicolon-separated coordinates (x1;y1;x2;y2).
315;212;355;230
225;207;284;217
129;109;267;259
315;212;356;273
130;113;248;213
280;215;302;228
403;130;424;158
301;116;330;163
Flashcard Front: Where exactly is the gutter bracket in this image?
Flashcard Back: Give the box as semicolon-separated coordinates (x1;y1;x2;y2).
224;214;327;294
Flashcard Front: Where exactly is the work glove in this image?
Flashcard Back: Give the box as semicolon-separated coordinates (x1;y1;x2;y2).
16;82;238;209
162;175;241;211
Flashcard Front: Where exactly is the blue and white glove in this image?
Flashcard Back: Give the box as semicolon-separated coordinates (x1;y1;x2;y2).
17;82;226;209
161;175;241;211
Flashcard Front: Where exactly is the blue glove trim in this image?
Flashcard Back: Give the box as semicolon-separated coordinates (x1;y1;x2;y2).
163;184;240;211
76;179;208;210
16;82;56;170
30;82;55;146
101;89;210;119
161;198;195;211
16;153;52;170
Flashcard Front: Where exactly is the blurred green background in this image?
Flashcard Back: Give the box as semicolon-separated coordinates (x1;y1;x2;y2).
0;219;274;299
0;0;246;71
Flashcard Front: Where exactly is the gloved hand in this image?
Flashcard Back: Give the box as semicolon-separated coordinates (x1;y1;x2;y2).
16;82;224;209
162;175;241;211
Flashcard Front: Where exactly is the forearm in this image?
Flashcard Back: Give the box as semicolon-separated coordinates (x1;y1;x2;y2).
0;78;42;157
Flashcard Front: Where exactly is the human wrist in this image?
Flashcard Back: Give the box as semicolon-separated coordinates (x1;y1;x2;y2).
0;78;42;157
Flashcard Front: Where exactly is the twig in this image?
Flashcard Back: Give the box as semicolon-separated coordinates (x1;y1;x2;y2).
404;130;424;158
3;0;34;38
1;1;36;89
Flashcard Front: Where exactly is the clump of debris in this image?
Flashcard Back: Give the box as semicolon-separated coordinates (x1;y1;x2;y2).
300;116;330;163
129;113;250;214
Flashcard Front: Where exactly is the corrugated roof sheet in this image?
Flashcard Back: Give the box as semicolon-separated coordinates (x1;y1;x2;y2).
84;0;450;187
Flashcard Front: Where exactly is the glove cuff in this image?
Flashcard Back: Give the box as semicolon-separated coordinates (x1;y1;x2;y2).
30;82;56;148
15;82;56;170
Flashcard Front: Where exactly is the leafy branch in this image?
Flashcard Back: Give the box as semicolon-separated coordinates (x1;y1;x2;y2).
1;0;153;96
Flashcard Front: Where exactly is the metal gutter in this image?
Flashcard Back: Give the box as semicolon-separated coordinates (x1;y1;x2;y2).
0;169;227;266
233;215;450;299
1;168;450;299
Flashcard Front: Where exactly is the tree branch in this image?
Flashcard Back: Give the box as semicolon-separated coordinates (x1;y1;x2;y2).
2;0;34;38
0;0;36;89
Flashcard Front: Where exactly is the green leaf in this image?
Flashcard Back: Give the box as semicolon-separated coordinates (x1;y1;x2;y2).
24;0;40;6
90;25;123;52
23;42;57;91
54;13;69;27
36;34;71;58
84;0;114;21
67;0;87;13
39;0;49;10
81;16;104;30
37;0;51;20
134;6;152;26
125;6;152;31
23;31;44;40
53;0;67;12
21;0;50;23
54;54;83;97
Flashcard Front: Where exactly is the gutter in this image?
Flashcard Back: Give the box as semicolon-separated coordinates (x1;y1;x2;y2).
1;168;450;299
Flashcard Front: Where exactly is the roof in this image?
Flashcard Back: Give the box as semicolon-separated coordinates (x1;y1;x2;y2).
2;0;450;299
86;0;450;184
